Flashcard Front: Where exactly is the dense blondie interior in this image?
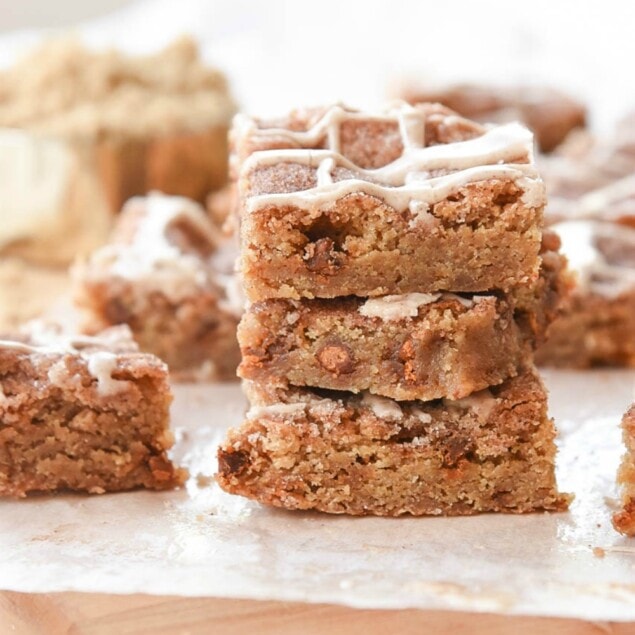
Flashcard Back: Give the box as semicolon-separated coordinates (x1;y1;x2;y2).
218;101;569;516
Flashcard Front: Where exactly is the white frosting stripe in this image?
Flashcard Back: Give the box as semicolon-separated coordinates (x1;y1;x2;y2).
359;292;479;320
238;103;540;215
246;164;537;215
84;192;221;303
0;324;139;397
242;122;534;187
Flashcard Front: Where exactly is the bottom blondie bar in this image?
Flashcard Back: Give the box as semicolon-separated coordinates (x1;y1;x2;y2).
613;405;635;536
217;367;568;516
0;323;186;497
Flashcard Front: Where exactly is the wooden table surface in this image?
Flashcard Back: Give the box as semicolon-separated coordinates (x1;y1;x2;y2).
2;592;635;635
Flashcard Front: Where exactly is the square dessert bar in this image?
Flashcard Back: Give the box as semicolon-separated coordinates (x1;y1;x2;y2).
613;405;635;535
0;323;186;497
536;181;635;367
217;367;569;516
238;236;570;401
232;103;546;301
239;293;527;402
73;192;242;380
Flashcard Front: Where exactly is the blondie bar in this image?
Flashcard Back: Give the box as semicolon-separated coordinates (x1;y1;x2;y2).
239;294;526;402
613;405;635;536
233;103;546;301
0;323;185;497
0;37;236;264
73;192;242;380
217;367;568;516
537;182;635;367
399;83;586;153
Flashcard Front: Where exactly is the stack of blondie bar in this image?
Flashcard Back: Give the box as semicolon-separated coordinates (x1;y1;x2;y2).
217;103;570;516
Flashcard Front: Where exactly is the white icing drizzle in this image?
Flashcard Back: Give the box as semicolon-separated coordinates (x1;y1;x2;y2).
554;220;635;298
246;402;306;419
0;322;134;355
86;352;128;396
358;292;479;320
0;322;137;397
239;103;542;216
444;388;496;422
360;392;403;420
359;293;441;319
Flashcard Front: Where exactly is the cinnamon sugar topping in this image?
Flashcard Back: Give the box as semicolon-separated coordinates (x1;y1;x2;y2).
237;103;543;216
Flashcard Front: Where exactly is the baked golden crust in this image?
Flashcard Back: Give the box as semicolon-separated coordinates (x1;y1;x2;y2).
218;367;569;516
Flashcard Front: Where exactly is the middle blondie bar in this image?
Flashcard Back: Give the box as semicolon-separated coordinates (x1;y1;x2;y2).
234;103;546;301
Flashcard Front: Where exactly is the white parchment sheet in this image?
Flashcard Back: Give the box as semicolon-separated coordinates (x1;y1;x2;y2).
1;370;635;621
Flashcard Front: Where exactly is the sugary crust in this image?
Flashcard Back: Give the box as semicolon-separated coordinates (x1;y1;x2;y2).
613;405;635;535
238;294;528;401
234;103;544;300
0;334;186;497
217;367;569;516
400;84;587;153
241;178;542;300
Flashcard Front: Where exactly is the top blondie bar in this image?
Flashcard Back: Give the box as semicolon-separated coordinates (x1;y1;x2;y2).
232;103;546;301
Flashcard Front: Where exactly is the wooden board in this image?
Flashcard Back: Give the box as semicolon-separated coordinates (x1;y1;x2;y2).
1;592;634;635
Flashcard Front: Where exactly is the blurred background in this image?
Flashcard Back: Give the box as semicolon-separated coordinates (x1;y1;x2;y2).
1;0;634;129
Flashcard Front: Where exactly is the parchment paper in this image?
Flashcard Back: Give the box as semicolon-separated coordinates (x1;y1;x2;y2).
1;370;635;621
